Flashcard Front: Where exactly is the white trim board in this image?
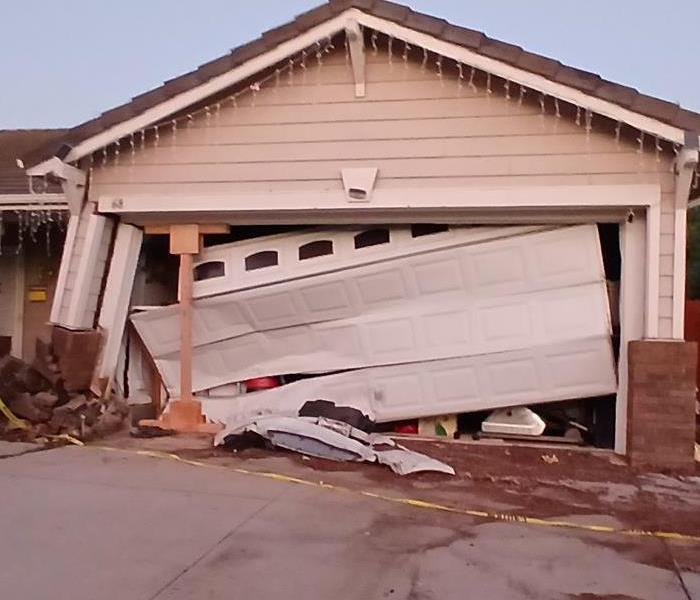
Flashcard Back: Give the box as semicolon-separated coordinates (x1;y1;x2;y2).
99;184;661;216
615;216;646;454
96;223;143;382
0;193;67;210
53;8;690;167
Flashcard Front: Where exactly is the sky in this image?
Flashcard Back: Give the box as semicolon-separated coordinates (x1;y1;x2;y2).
1;0;698;129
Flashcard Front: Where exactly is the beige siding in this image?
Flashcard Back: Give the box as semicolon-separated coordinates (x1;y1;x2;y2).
91;49;676;335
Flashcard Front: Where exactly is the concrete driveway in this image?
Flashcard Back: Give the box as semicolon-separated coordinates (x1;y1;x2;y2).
0;443;697;600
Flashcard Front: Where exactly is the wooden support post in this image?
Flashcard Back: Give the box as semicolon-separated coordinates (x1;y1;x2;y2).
139;222;229;434
178;252;194;402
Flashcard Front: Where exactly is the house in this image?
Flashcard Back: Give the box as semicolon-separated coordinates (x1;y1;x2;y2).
19;0;700;469
0;129;68;361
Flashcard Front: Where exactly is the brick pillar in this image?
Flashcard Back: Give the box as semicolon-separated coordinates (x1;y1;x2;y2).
627;340;697;472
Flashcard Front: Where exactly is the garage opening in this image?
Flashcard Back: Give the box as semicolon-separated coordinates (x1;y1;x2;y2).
128;220;623;449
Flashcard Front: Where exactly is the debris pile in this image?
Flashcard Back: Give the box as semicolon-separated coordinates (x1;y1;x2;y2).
215;401;455;476
0;353;128;442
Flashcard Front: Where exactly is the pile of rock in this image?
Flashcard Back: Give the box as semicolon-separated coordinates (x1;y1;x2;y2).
0;354;129;441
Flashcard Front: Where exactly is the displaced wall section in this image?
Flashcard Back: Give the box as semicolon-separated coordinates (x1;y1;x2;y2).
50;204;114;330
90;49;676;336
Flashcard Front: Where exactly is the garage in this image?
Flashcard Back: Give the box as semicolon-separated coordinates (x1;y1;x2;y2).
23;1;700;468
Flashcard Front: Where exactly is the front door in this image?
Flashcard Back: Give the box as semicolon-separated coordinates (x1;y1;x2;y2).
0;255;19;356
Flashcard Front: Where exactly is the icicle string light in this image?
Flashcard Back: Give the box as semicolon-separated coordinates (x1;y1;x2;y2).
637;131;645;154
468;66;477;92
84;28;679;176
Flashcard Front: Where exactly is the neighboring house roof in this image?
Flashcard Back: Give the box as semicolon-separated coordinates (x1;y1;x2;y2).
24;0;700;166
0;129;66;194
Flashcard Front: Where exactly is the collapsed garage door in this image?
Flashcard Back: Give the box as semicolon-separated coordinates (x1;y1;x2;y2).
131;223;617;423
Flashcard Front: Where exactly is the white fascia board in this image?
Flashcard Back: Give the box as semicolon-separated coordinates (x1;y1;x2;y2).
42;8;689;167
99;184;661;216
352;10;688;145
0;193;67;209
61;12;355;164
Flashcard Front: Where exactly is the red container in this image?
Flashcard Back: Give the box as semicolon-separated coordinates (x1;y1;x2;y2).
245;376;281;392
393;421;418;434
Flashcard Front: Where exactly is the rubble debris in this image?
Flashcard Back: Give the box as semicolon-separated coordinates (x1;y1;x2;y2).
0;397;29;431
481;407;546;437
374;448;456;476
541;454;560;464
216;412;454;476
225;416;376;462
129;425;176;439
0;355;53;404
9;393;53;423
298;399;375;433
0;353;128;443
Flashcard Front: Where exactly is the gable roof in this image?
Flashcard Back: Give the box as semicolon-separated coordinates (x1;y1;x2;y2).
25;0;700;166
1;129;67;194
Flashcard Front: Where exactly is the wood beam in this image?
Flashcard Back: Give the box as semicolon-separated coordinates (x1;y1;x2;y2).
138;222;223;434
345;20;366;98
143;223;230;235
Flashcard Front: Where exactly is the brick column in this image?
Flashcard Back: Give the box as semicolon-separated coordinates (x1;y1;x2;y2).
627;340;697;472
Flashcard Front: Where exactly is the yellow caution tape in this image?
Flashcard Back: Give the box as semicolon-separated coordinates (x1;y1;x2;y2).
45;434;85;447
0;397;29;431
92;445;700;543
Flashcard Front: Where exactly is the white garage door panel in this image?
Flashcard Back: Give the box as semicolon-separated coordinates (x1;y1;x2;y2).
192;224;544;298
132;225;606;358
154;281;611;394
199;336;617;424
